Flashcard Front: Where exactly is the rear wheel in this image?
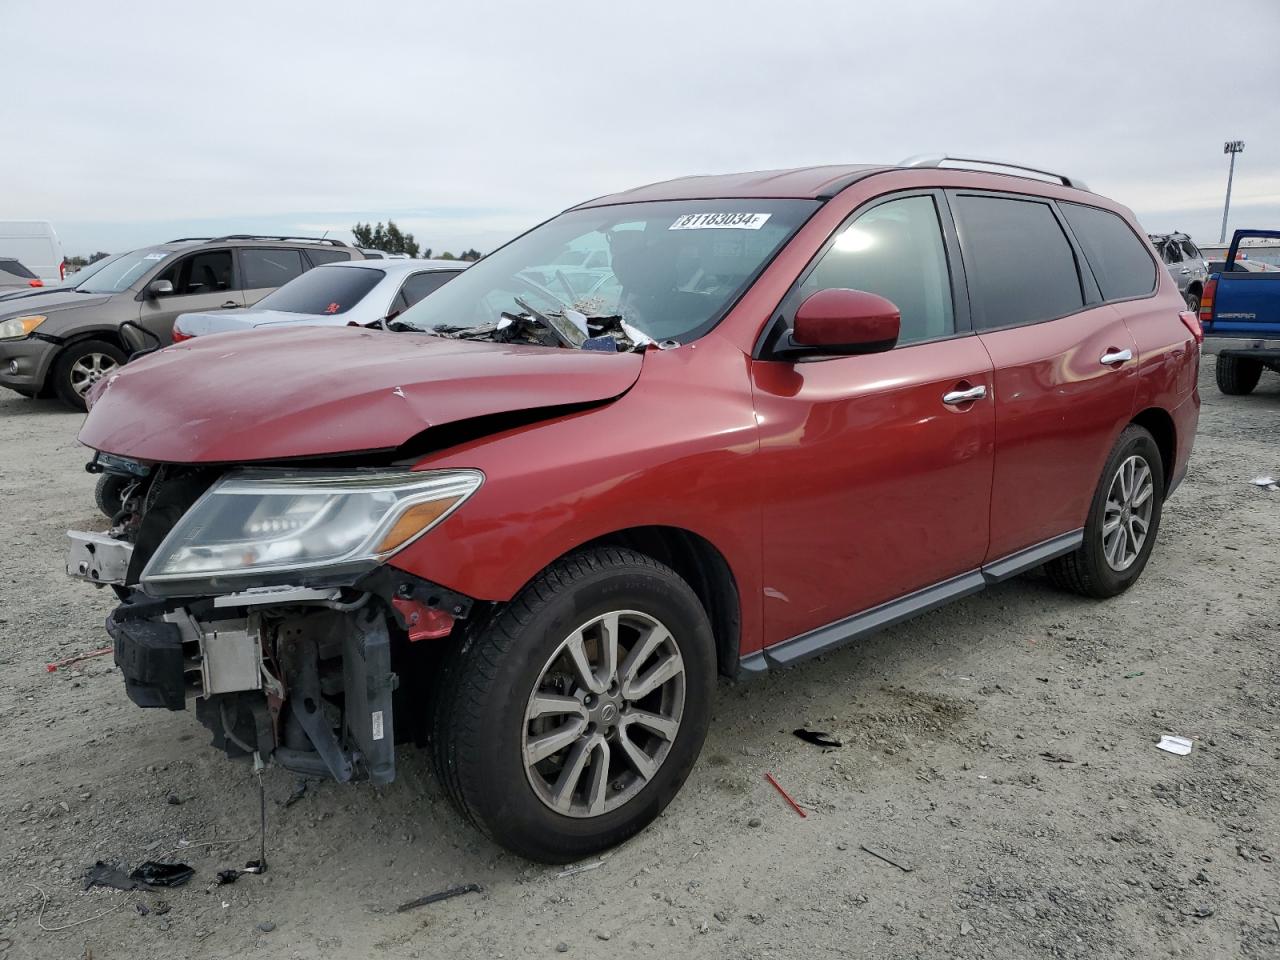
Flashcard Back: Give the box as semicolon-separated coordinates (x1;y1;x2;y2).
1047;424;1164;599
52;339;126;411
430;547;715;862
1215;354;1262;395
1184;290;1201;314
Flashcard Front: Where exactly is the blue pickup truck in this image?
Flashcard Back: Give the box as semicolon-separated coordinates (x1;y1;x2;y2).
1201;228;1280;395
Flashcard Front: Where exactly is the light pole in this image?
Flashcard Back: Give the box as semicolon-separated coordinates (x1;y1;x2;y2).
1219;140;1245;244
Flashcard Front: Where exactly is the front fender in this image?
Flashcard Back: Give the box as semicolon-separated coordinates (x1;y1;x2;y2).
389;332;766;654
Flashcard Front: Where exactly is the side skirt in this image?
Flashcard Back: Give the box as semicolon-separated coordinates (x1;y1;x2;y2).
739;529;1083;675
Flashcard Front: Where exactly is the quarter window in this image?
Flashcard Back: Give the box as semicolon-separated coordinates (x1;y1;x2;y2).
400;271;457;307
305;248;352;268
953;195;1084;330
1060;202;1157;301
241;249;305;289
797;195;955;345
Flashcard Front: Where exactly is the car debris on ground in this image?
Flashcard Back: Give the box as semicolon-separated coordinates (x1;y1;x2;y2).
1156;735;1194;756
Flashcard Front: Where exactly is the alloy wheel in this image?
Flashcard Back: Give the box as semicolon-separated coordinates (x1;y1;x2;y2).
69;352;118;397
1102;454;1154;572
522;610;685;818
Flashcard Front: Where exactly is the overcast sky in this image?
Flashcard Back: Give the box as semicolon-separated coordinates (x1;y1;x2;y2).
4;0;1278;256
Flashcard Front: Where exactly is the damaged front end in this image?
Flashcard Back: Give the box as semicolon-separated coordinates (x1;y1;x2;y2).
67;457;481;786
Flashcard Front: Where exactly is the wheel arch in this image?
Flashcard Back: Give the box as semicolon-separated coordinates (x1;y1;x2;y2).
549;525;743;680
1131;406;1176;493
37;328;129;397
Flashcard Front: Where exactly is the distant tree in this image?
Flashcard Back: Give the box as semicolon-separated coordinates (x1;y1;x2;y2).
351;220;420;258
66;255;88;271
459;249;482;262
436;251;457;260
89;251;110;264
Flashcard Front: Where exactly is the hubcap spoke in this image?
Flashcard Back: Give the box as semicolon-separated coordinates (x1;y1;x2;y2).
620;624;668;685
624;709;679;741
550;737;594;812
527;717;587;764
616;727;657;782
623;652;683;702
597;611;620;688
529;692;587;721
585;738;611;816
564;630;605;695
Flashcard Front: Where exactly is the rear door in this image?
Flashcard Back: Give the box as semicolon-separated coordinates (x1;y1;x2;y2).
752;191;995;648
137;247;243;344
239;247;307;306
950;192;1138;560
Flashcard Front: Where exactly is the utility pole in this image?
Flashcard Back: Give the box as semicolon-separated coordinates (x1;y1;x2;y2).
1219;140;1245;243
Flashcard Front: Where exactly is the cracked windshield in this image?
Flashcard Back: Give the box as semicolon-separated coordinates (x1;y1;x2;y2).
393;199;818;350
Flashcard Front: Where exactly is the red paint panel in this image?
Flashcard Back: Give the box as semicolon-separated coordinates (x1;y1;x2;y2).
79;326;642;463
750;336;994;645
977;305;1138;559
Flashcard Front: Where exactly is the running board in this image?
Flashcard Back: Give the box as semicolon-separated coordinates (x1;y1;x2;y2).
739;529;1083;675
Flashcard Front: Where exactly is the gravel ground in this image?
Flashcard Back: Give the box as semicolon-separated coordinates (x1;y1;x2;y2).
0;360;1277;960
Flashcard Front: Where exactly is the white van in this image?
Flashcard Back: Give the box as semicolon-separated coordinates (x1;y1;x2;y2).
0;221;66;283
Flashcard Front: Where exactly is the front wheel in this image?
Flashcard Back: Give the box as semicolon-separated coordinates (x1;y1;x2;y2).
430;547;715;862
1047;424;1165;599
52;339;126;411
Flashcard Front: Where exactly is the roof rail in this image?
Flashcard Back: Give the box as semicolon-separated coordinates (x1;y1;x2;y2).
166;237;215;243
209;234;350;247
899;154;1089;192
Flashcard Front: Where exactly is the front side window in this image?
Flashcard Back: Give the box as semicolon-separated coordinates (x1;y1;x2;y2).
253;265;384;315
241;249;305;289
155;250;235;296
1061;202;1157;301
953;195;1084;330
796;195;955;346
395;199;818;345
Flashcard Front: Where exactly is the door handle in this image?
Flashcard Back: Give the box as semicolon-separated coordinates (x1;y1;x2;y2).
221;300;239;309
1179;267;1191;275
1100;348;1132;366
942;384;987;405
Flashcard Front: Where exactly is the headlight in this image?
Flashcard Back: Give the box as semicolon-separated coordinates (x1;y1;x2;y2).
140;469;483;594
0;315;46;340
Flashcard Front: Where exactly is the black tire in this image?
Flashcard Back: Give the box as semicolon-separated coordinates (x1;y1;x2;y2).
95;474;131;518
430;546;715;862
1215;354;1262;396
1046;424;1165;599
51;339;127;411
1184;290;1201;314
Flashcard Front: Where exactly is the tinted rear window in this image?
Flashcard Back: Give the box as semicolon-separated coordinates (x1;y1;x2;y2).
953;195;1084;330
242;249;305;289
305;248;353;267
1061;203;1157;301
252;265;384;315
0;258;37;280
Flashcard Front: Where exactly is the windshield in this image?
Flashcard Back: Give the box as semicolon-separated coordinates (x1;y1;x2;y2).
395;199;818;347
77;249;171;293
253;265;385;315
65;253;121;285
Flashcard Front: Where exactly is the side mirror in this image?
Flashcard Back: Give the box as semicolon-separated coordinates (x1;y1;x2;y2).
783;288;900;357
146;279;174;299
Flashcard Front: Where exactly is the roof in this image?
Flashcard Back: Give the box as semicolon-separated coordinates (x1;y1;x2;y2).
574;165;890;207
325;258;468;274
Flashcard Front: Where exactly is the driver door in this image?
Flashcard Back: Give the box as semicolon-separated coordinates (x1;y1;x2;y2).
138;248;244;344
751;192;995;653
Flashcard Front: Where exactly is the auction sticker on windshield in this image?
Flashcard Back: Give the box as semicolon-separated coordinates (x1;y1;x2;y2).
669;212;772;230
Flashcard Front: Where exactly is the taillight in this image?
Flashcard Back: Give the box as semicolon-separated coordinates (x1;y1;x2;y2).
172;323;194;343
1179;310;1203;344
59;260;66;281
1199;278;1216;325
28;279;43;288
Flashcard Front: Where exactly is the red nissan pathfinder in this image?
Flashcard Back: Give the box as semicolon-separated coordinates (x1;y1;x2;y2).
68;157;1201;861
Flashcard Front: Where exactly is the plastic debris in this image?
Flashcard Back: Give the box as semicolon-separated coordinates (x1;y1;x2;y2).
860;843;914;872
83;862;137;892
46;646;113;673
1039;752;1077;764
129;862;194;888
556;860;604;879
282;779;308;808
764;772;807;818
1250;476;1278;491
793;728;842;748
1157;735;1193;756
395;882;483;913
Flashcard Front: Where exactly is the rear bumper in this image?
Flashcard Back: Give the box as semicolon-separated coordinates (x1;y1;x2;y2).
1203;336;1280;354
0;336;57;392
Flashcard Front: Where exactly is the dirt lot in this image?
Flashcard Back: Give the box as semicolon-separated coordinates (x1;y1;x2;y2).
0;360;1277;960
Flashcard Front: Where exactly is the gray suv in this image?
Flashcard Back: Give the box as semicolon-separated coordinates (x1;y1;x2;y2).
0;236;363;409
1148;232;1208;312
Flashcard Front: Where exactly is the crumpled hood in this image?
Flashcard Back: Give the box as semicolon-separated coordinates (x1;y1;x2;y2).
79;325;643;463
